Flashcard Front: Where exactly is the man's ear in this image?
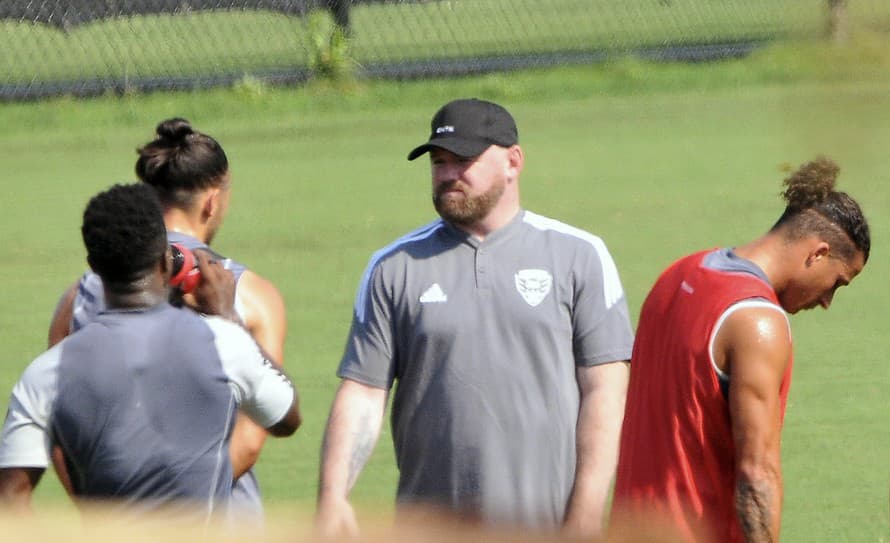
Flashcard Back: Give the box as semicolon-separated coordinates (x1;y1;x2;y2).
807;241;831;266
507;144;524;180
201;188;220;220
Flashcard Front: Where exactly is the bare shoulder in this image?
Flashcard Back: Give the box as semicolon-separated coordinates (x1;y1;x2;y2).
237;269;285;309
716;302;791;379
47;281;80;348
235;269;287;362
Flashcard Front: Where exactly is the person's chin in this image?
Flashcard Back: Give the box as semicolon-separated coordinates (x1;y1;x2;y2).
437;191;466;203
791;302;818;314
435;201;468;221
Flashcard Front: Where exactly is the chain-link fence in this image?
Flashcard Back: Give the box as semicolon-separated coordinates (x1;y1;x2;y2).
2;0;889;100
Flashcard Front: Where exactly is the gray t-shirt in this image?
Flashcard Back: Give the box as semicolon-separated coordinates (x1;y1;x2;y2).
0;303;294;521
68;232;262;515
338;210;634;528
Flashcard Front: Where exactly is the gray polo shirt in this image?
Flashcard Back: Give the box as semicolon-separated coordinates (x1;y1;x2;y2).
338;210;634;528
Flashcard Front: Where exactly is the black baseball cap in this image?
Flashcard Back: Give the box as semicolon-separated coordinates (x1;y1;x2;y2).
407;98;518;161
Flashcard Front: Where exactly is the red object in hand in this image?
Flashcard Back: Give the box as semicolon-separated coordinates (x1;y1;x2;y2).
169;243;202;294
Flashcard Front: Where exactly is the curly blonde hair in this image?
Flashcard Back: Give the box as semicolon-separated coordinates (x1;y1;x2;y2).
772;156;870;263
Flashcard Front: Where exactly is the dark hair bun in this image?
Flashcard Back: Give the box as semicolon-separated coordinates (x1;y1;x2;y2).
136;118;229;200
782;156;839;209
155;118;194;144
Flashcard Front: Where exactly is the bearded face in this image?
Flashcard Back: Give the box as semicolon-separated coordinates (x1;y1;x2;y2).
433;177;505;225
429;145;511;226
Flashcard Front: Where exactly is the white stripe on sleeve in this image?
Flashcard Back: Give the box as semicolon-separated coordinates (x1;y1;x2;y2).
0;345;62;469
354;220;444;323
205;317;294;430
523;211;625;309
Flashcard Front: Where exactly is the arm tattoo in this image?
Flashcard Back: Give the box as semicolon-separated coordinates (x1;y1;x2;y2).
735;479;775;543
319;406;379;495
346;412;376;489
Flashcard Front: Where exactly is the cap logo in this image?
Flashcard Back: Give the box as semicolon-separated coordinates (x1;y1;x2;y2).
435;125;455;134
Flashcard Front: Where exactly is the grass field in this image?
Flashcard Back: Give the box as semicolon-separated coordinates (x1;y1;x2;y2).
0;37;889;540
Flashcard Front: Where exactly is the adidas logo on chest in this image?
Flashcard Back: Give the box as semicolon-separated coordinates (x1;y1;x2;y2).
419;283;448;303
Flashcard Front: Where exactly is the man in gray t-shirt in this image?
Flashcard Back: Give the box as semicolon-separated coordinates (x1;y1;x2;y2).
316;99;633;538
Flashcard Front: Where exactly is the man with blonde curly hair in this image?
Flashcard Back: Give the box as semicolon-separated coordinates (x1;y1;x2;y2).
612;157;870;543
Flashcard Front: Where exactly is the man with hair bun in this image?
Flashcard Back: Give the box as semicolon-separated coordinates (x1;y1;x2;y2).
46;118;288;519
0;183;301;517
612;157;870;543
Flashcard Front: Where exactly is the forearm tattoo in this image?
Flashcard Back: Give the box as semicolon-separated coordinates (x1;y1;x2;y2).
346;412;376;489
735;479;775;543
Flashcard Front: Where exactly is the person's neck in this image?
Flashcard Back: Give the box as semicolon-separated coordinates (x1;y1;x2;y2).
732;233;793;292
103;275;170;310
164;208;209;244
452;205;521;242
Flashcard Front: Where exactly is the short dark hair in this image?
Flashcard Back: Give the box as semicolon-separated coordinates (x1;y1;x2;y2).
82;183;167;284
135;118;229;208
772;156;870;263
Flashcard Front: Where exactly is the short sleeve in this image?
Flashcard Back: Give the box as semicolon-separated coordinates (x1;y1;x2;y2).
337;257;396;389
572;237;635;366
204;317;295;429
0;347;62;468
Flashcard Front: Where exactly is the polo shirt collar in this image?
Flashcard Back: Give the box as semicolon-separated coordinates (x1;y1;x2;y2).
441;209;526;248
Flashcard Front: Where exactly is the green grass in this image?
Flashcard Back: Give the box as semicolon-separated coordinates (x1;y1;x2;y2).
3;0;890;86
1;38;889;540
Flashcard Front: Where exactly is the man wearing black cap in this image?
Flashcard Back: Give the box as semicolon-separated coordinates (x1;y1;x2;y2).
316;99;634;538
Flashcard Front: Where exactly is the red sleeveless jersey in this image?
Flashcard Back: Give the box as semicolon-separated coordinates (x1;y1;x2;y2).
613;250;793;542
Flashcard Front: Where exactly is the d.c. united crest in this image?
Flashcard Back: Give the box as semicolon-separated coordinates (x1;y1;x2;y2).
514;269;553;307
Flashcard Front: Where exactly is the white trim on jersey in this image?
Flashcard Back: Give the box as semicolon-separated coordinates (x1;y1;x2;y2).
354;219;445;324
523;211;625;310
708;299;791;381
205;317;294;429
0;344;63;469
